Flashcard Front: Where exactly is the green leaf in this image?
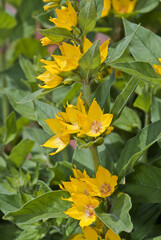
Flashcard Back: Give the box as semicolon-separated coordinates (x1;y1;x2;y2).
134;89;151;113
95;193;133;234
94;0;104;19
134;0;159;14
104;133;126;163
17;224;48;240
76;137;104;149
18;89;52;104
79;40;101;81
4;88;36;121
13;38;47;60
22;127;49;153
39;27;74;43
73;147;95;174
108;24;139;63
33;100;59;135
8;139;35;167
108;61;161;87
4;112;17;145
116;119;161;178
146;236;161;240
111;77;139;122
123;164;161;203
0;193;22;214
0;223;21;240
113;106;141;133
123;18;161;64
62;83;82;106
19;56;36;82
51;161;72;185
0;156;6;170
130;203;160;240
4;191;71;225
78;0;97;35
151;96;161;123
0;10;17;29
93;70;115;113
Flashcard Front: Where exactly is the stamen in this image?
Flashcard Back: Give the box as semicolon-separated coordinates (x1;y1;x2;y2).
91;121;102;133
99;183;111;195
84;204;95;218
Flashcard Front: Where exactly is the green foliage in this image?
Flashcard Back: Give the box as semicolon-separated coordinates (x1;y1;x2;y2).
78;0;97;35
95;193;133;234
39;27;75;43
123;164;161;203
8;139;34;167
117;119;161;177
4;191;71;225
33;100;59;135
0;10;17;30
1;0;161;239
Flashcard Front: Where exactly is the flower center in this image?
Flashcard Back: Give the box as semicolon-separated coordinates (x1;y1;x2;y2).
99;183;111;195
91;121;102;134
119;6;128;14
84;190;89;196
84;204;95;218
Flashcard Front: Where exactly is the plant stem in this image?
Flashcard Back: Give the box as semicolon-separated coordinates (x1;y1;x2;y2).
89;145;100;172
83;82;91;109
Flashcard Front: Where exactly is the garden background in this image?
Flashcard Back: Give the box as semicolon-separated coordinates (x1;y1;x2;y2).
1;0;161;239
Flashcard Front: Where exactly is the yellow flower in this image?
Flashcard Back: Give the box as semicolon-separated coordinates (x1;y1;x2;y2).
41;118;71;155
40;37;56;46
49;1;77;31
71;226;101;240
64;194;99;228
60;178;95;200
104;229;121;240
37;59;63;89
112;0;137;14
72;164;88;179
43;0;61;11
101;0;111;18
52;41;81;71
37;41;81;89
78;99;113;138
83;166;118;198
153;58;161;75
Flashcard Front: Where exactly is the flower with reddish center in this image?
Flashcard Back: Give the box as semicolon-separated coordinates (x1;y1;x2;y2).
82;166;118;198
78;99;113;138
64;194;99;228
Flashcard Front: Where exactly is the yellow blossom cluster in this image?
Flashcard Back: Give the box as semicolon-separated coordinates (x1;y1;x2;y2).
102;0;137;17
37;37;110;89
42;94;113;155
60;165;119;238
